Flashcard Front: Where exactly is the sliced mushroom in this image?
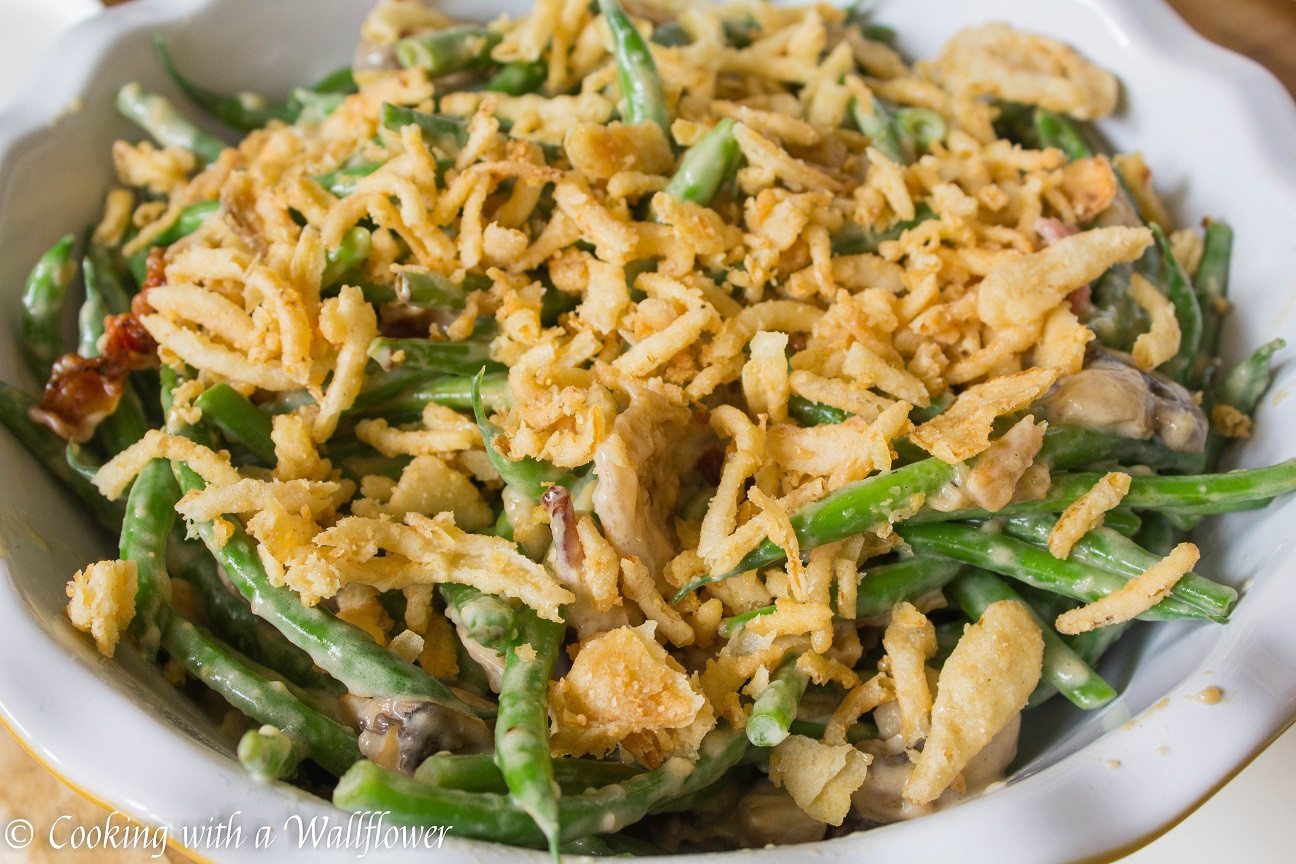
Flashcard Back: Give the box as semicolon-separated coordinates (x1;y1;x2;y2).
1042;347;1206;454
342;696;493;775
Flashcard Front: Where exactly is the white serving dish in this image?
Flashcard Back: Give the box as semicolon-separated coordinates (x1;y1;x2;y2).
0;1;1294;862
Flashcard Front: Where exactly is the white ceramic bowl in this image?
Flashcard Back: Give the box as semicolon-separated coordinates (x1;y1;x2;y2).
1;1;1295;862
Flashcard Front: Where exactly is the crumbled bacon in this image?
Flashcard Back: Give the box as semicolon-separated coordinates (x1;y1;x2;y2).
1036;218;1094;317
29;313;160;443
141;247;167;292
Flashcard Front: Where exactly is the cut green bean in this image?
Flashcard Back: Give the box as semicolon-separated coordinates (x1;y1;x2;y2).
151;200;222;248
855;556;965;619
440;583;519;652
322;226;371;286
381;103;469;157
238;725;304;782
664;119;740;207
898;522;1213;622
851;93;907;164
193;383;276;465
395;26;502;78
895;107;946;151
472;370;568;500
414;752;639;794
910;460;1296;523
1196;220;1233;365
674;457;958;600
369;337;505;377
1217;338;1285;415
155;35;294;132
746;653;810;747
831;202;936;256
170;538;337;692
949;569;1117;710
487;60;547;95
599;0;670;134
495;609;564;857
116;83;228;166
20;234;76;380
1151;224;1203;384
1033;108;1092;160
1000;515;1237;621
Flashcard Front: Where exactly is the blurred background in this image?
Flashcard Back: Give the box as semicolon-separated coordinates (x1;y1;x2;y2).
0;0;1293;862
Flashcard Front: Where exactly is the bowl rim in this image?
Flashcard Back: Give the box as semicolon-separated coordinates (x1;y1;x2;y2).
1;0;1295;862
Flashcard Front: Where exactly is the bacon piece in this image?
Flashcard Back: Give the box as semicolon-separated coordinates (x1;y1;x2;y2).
29;314;161;443
1035;218;1094;318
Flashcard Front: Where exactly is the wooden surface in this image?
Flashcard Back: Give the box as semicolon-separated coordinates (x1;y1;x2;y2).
3;0;1295;861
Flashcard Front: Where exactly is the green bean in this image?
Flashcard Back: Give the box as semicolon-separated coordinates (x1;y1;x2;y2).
664;119;740;207
673;457;958;600
396;269;492;309
1195;220;1233;366
80;243;133;333
121;460;183;659
855;556;966;619
910;460;1296;522
1033;108;1092;160
169;539;337;692
322;226;371;286
1135;510;1181;557
599;0;670;134
999;515;1237;621
414;753;639;794
116;83;228;166
333;725;746;845
238;725;303;782
192;383;276;465
395;26;503;78
786;717;879;744
369;338;506;377
787;394;850;427
487;60;548;95
20;234;76;380
949;569;1117;710
1217;338;1285;415
1151;224;1203;384
440;583;518;652
746;653;810;747
472;370;568;500
154;35;295;131
1037;423;1206;474
96;387;150;456
347;369;513;420
652;21;692;47
496;609;564;856
380;103;469;157
121;457;358;775
850;93;907;164
895;107;946;151
0;382;122;531
314;159;384;197
831;202;936;256
149;200;222;249
291;89;347;125
163;614;360;776
897;522;1211;622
